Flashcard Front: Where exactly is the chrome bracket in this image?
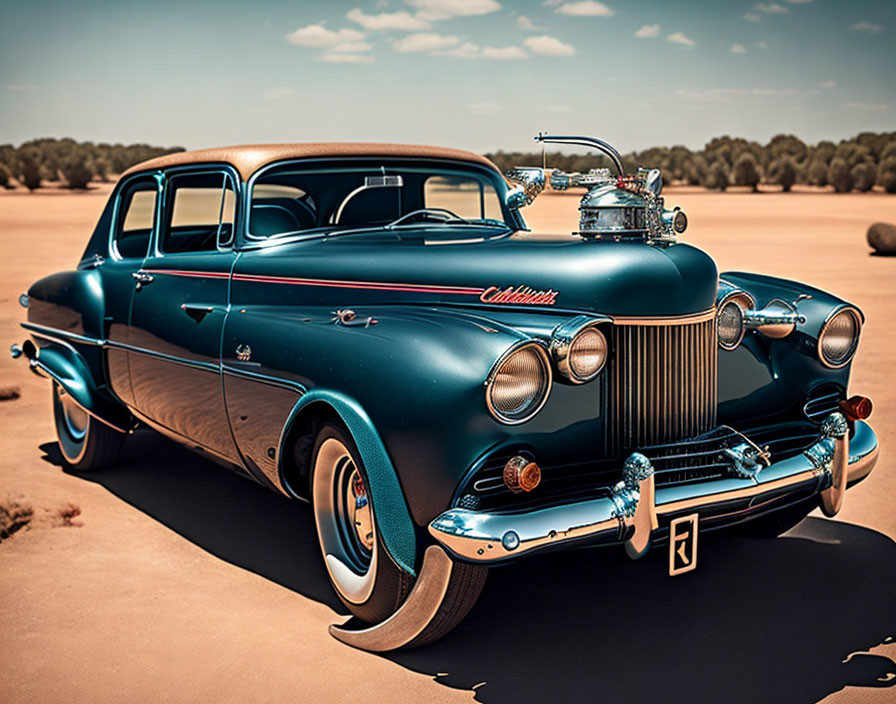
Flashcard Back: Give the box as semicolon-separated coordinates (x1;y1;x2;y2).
611;453;658;560
332;309;378;327
818;412;849;517
723;440;771;480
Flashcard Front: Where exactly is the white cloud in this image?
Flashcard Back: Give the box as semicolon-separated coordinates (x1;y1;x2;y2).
730;43;747;54
516;15;542;31
286;25;367;47
406;0;501;22
674;88;748;103
851;21;883;34
743;13;762;22
523;35;576;55
468;102;502;115
321;52;376;63
752;87;797;95
666;32;696;47
554;1;613;16
821;80;837;88
346;8;431;31
263;88;293;99
329;41;374;53
756;41;768;49
634;24;660;38
843;101;889;111
482;45;527;59
786;0;814;3
393;32;459;52
441;43;526;59
754;3;788;13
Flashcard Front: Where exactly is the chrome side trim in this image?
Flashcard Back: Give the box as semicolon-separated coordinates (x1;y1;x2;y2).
611;308;716;326
21;322;105;347
104;340;219;374
221;364;307;393
429;418;878;564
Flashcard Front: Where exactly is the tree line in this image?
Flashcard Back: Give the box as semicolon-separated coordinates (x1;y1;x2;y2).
486;131;896;194
0;138;185;191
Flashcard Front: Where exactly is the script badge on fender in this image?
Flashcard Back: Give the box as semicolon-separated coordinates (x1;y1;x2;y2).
669;514;699;576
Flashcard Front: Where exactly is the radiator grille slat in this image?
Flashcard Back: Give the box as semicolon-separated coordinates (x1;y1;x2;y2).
610;316;718;452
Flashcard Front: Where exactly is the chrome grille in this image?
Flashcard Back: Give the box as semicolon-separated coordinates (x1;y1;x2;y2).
609;313;718;452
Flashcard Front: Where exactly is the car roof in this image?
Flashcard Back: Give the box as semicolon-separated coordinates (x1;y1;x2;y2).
122;142;502;181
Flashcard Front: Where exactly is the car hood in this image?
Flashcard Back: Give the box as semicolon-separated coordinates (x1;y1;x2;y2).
238;230;718;317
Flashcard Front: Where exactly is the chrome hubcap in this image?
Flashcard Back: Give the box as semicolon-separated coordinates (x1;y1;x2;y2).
59;388;88;441
313;437;378;605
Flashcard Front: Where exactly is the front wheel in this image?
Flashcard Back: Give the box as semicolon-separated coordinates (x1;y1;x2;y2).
311;420;486;647
52;383;124;471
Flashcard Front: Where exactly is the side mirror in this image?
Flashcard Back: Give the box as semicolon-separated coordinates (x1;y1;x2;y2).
645;168;663;196
505;167;545;208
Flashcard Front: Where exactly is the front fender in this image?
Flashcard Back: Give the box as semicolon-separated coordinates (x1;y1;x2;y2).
279;389;418;577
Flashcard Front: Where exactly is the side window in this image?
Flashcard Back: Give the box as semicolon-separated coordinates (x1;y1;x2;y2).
160;172;236;254
115;179;157;259
424;176;503;222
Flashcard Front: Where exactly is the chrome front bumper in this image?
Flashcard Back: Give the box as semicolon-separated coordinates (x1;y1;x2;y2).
428;415;879;564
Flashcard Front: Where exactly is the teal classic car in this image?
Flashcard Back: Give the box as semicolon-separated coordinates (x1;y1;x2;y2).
12;136;878;651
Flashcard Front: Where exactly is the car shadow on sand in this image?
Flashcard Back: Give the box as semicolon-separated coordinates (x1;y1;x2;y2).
42;431;895;704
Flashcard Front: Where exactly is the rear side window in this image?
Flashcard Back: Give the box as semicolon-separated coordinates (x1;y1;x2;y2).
114;179;157;259
160;171;236;254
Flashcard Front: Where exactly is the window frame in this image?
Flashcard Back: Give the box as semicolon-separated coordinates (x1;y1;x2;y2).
154;164;243;258
108;172;163;262
239;156;521;249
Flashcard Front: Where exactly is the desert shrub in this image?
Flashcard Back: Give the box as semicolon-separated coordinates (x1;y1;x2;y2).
703;160;729;191
851;162;877;192
878;158;896;194
0;161;11;189
732;153;761;191
880;142;896;163
17;146;43;191
827;158;853;193
61;148;94;189
769;156;797;192
807;160;828;187
93;157;110;181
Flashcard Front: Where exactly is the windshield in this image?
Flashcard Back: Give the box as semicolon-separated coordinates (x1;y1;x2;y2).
248;160;513;240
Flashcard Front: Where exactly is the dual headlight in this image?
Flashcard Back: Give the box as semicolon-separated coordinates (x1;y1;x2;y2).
486;318;608;424
717;292;862;369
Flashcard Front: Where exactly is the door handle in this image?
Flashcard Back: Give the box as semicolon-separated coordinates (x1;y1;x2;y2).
132;271;154;290
181;302;215;321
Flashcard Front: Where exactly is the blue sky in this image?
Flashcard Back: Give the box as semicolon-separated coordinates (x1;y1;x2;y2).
1;0;893;153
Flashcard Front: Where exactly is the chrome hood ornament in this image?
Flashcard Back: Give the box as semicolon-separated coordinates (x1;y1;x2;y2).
510;133;688;243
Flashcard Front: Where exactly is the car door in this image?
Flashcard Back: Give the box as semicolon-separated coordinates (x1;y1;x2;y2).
127;166;241;463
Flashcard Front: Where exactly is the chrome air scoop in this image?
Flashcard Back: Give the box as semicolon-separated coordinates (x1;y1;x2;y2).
509;134;688;243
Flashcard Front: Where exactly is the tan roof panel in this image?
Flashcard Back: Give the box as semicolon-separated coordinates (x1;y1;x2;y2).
122;142;501;181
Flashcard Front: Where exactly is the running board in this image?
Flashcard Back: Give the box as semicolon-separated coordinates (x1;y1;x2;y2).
328;545;453;652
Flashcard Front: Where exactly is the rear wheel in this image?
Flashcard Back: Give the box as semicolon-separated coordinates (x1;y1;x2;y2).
52;383;124;471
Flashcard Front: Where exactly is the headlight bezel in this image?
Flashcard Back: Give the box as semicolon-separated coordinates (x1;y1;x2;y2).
818;305;863;369
716;291;753;351
549;316;609;384
485;341;553;425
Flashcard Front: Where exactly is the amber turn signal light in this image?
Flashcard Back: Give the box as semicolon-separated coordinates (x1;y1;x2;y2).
840;395;873;421
503;455;542;493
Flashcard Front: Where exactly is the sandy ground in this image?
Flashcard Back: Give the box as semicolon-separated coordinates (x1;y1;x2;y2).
1;183;894;703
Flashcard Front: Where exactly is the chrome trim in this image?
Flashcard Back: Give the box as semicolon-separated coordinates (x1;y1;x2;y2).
534;133;625;175
817;305;863;369
484;340;552;426
505;167;545;207
818;413;849;516
716;298;747;351
611;308;716;326
221;364;307;394
104;340;219;374
21;322;105;347
429;417;878;563
549;315;607;384
744;299;800;339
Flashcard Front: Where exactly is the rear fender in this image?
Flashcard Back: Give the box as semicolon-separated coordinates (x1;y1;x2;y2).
20;341;129;433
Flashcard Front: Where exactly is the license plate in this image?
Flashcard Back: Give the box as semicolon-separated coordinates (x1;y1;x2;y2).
669;514;699;576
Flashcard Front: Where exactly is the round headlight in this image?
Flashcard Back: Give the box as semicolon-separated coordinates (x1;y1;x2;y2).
567;327;608;381
819;307;861;368
717;300;745;350
486;343;551;424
